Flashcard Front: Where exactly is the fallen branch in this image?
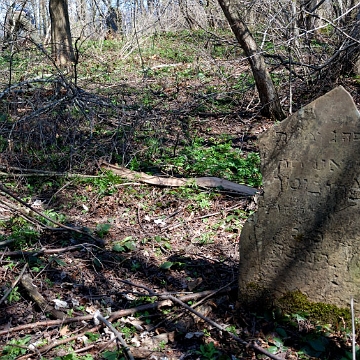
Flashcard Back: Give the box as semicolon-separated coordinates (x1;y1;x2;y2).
0;165;99;178
0;184;104;246
0;263;28;305
0;288;233;335
20;272;66;320
0;243;98;257
0;198;55;230
150;62;183;70
161;293;283;360
148;281;236;332
0;239;15;247
95;312;135;360
37;325;101;355
161;203;244;232
114;279;283;360
101;161;257;196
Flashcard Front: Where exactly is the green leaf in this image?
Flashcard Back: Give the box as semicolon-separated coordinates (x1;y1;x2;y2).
102;351;120;360
52;257;66;266
160;261;174;269
93;258;103;269
275;327;287;338
85;332;100;342
308;339;326;352
270;337;283;347
124;241;136;250
267;346;279;354
112;243;125;252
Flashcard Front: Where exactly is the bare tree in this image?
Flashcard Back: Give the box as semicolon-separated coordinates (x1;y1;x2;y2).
49;0;75;66
3;1;41;48
217;0;286;120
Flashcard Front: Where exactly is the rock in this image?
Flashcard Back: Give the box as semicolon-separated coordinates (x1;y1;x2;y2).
238;86;360;310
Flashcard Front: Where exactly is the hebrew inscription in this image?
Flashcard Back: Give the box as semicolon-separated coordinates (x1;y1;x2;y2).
239;86;360;310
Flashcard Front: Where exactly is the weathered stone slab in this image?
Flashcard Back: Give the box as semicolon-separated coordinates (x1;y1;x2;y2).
239;86;360;310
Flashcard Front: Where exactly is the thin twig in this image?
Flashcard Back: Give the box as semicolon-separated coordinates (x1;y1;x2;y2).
137;205;147;233
38;326;101;354
0;289;233;336
0;263;28;305
161;294;283;360
95;313;135;360
0;243;98;257
351;297;356;360
0;198;51;230
114;279;282;360
0;184;104;246
0;239;15;247
0;164;100;178
161;203;243;232
149;281;235;332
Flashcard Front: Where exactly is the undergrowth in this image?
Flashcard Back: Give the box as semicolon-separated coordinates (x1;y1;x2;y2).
129;137;262;187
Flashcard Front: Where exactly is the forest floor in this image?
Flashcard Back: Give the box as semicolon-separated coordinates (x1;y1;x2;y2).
0;30;360;360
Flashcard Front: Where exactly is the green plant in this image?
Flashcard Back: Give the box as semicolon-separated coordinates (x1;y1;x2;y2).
7;217;40;249
154;235;172;250
120;325;137;339
138;137;262;187
266;335;288;355
160;261;185;270
55;352;94;360
44;278;54;287
203;329;211;337
233;72;255;92
38;209;67;226
101;350;125;360
4;258;16;270
112;236;136;252
156;340;167;351
225;325;238;335
8;286;21;303
130;261;141;271
95;223;111;238
131;296;156;307
195;342;221;360
1;335;32;359
192;232;214;245
30;258;45;273
81;171;122;196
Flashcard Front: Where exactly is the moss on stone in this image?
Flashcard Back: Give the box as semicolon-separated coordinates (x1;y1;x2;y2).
276;290;351;326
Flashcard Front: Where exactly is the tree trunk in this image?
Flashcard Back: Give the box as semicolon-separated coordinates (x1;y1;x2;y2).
217;0;285;120
39;0;48;37
341;7;360;75
49;0;75;67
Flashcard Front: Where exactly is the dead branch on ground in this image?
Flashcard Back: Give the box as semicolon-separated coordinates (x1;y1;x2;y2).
0;287;234;336
0;164;100;178
0;243;98;257
116;279;283;360
0;184;105;246
95;312;135;360
20;272;66;320
0;263;28;305
101;161;258;196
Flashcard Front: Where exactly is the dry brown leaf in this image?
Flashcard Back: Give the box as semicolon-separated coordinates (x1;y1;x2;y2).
59;325;69;336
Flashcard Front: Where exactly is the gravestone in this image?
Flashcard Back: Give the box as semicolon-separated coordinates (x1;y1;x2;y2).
238;86;360;310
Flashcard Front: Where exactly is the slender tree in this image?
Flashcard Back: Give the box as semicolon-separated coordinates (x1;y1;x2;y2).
49;0;75;67
217;0;286;120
